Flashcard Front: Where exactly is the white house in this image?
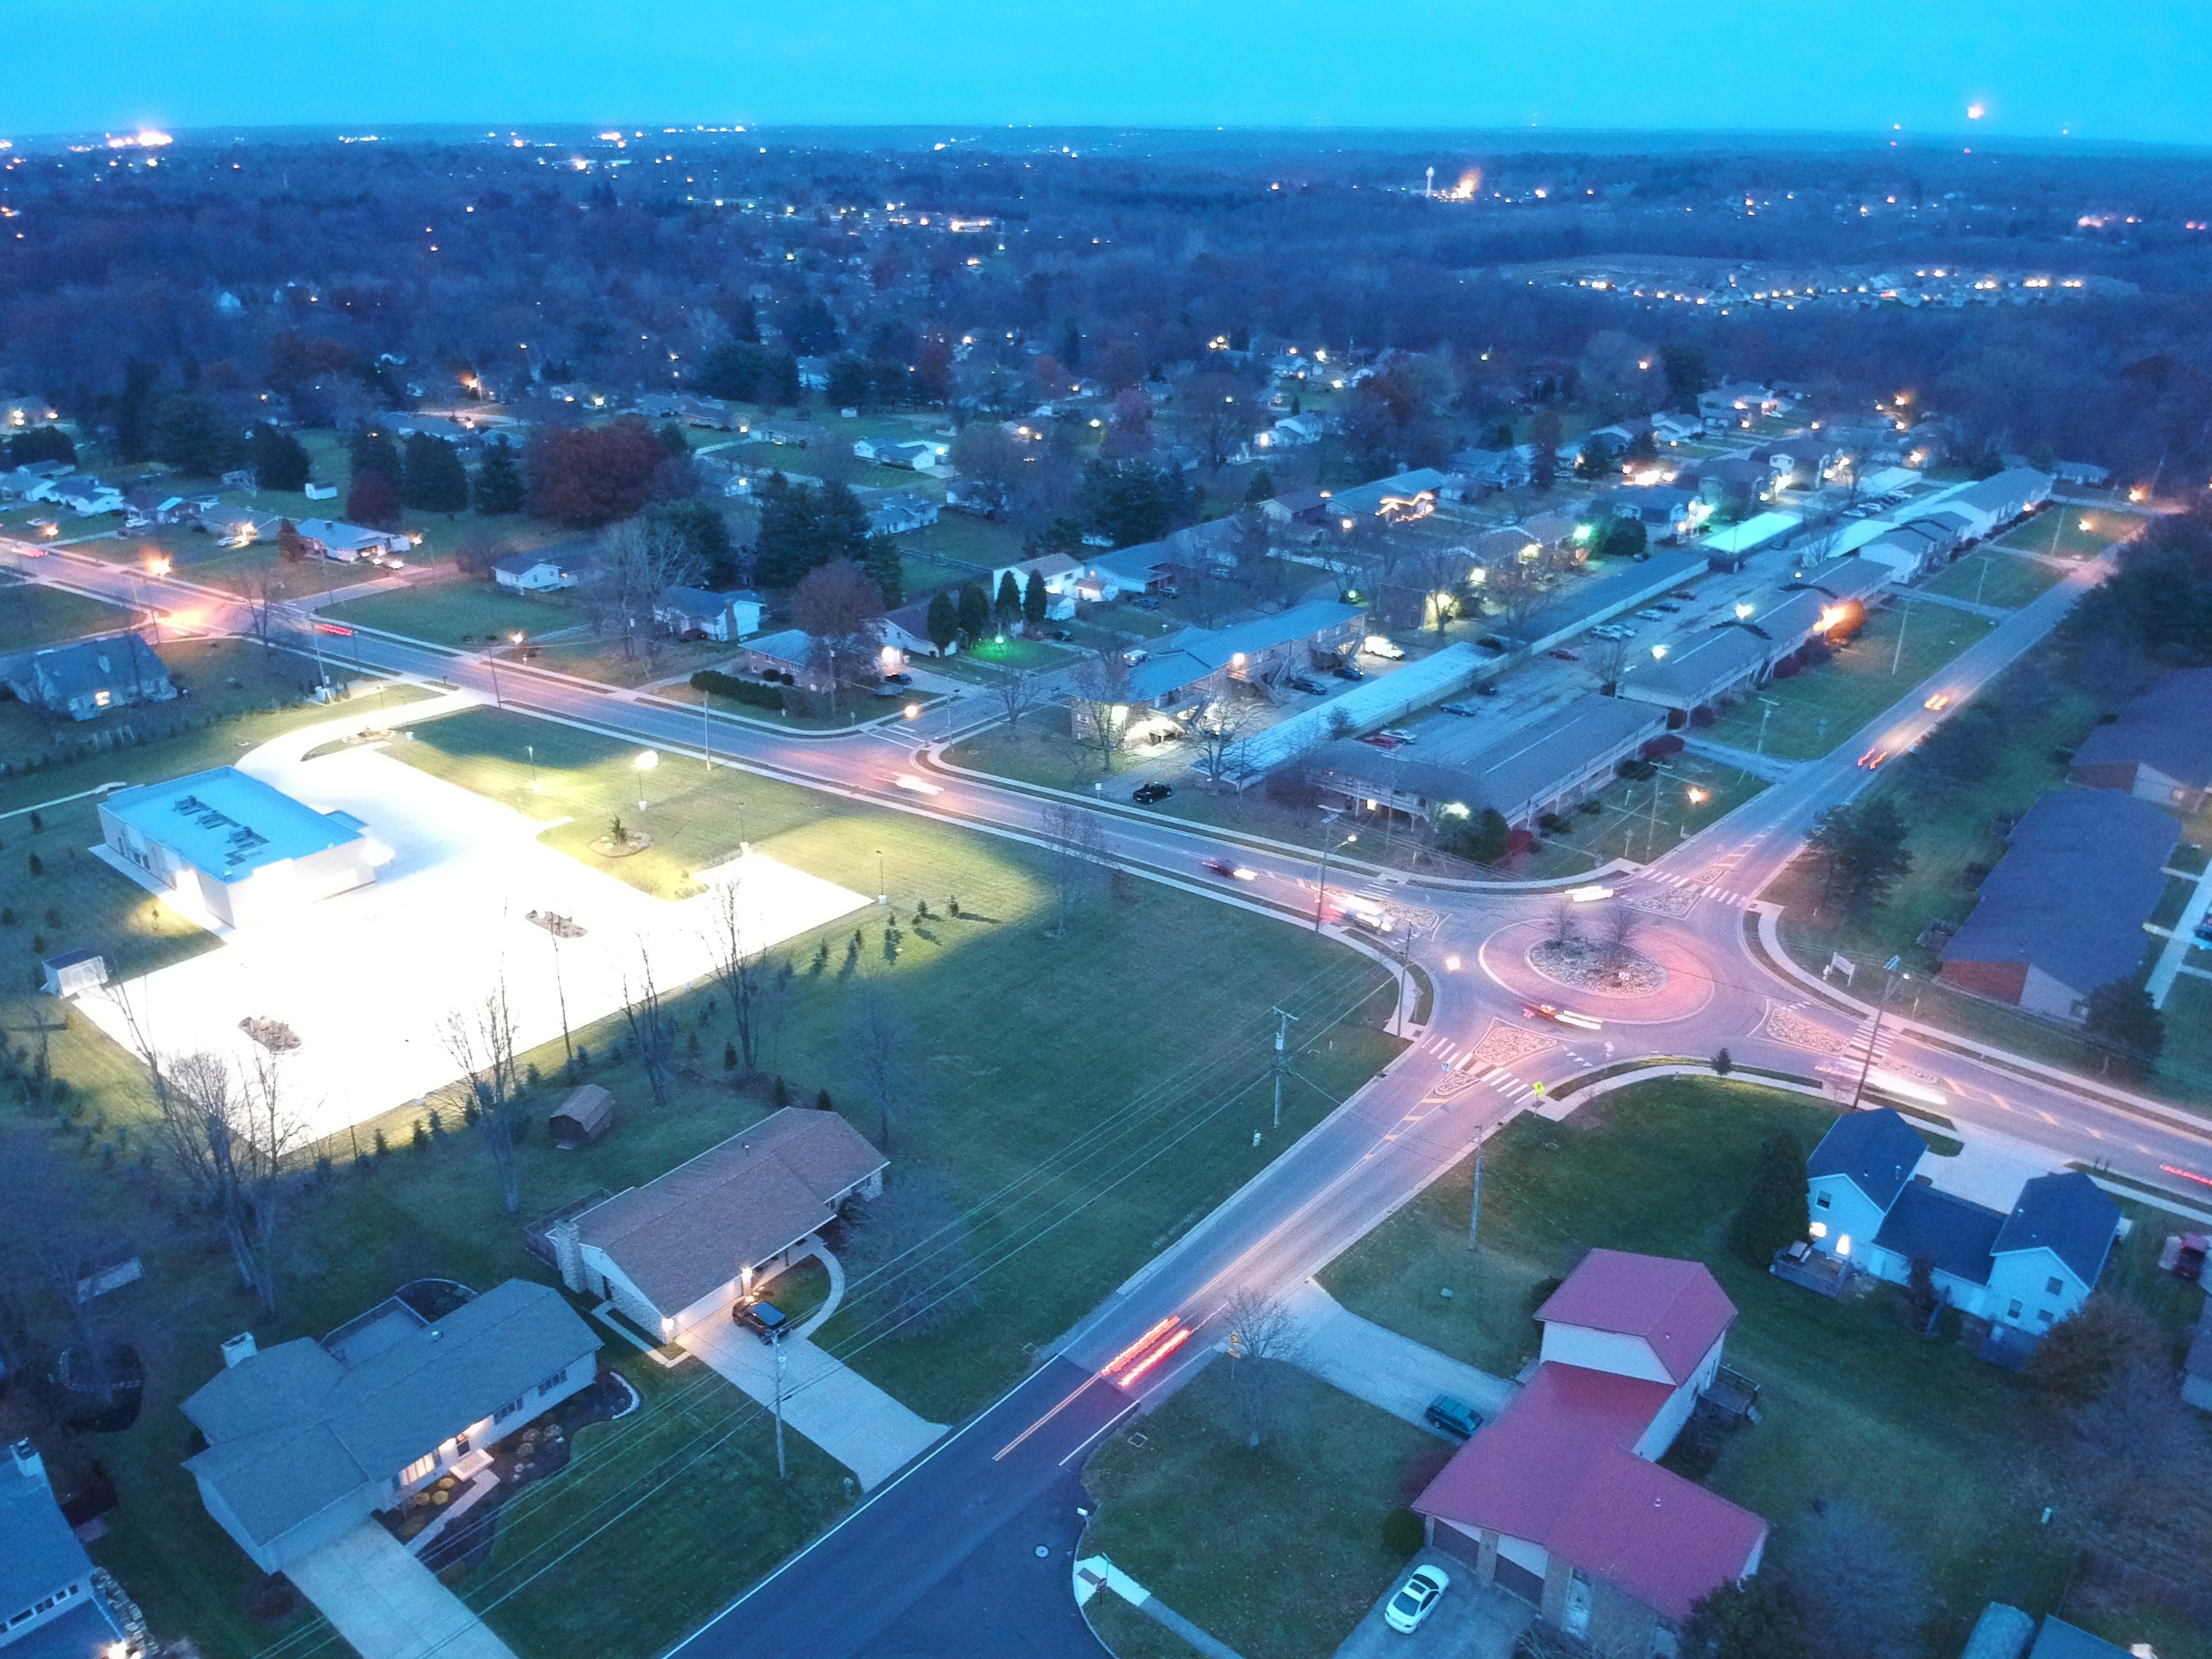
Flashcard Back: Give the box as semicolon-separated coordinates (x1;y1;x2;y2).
1;1439;137;1659
99;768;391;930
492;547;589;593
181;1283;600;1572
1801;1109;2121;1335
654;586;762;643
1417;1251;1766;1654
551;1109;886;1341
853;435;945;471
49;478;123;517
293;518;409;561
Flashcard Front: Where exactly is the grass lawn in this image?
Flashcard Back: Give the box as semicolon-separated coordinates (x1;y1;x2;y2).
2152;874;2200;932
0;795;220;986
0;574;137;651
1992;508;2141;560
921;633;1074;685
901;512;1026;572
1920;551;2066;610
520;633;736;690
0;637;428;797
324;580;583;647
386;706;1403;1426
1317;1077;2208;1658
1520;759;1765;877
1080;1363;1445;1659
1707;603;1994;761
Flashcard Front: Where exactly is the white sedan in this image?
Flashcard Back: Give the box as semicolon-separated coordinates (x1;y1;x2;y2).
1382;1563;1450;1633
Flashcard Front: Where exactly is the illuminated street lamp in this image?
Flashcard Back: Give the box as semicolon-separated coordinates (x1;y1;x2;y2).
1313;831;1358;933
1650;643;1670;661
1734;601;1756;620
634;748;658;808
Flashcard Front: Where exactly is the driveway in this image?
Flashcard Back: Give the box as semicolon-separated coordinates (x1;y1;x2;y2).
679;1318;947;1491
284;1519;518;1659
1331;1554;1532;1659
1283;1283;1517;1432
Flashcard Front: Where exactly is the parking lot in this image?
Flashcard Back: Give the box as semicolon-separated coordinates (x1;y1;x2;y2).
1330;1553;1534;1659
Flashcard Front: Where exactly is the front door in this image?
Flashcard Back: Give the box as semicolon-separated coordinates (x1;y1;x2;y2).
1564;1570;1593;1638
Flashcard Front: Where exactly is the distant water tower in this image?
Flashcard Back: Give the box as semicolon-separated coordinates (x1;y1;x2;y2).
1425;166;1434;199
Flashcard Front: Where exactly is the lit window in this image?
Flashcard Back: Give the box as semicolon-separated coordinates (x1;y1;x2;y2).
400;1453;436;1486
1834;1235;1851;1258
1807;1222;1827;1240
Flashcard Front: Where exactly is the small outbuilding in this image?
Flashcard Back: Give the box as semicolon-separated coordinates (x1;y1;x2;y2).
40;948;107;998
549;1084;615;1148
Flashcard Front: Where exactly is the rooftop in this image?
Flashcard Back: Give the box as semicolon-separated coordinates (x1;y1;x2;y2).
0;1449;93;1631
1941;789;2179;997
1992;1172;2119;1287
1871;1183;2005;1284
2072;667;2212;790
1536;1249;1737;1384
103;768;371;883
1807;1108;1927;1210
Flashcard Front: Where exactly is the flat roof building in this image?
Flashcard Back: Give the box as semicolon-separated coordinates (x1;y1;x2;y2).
99;768;391;930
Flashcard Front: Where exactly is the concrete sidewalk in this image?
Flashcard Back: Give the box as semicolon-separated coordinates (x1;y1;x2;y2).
680;1318;947;1490
285;1519;517;1659
1282;1283;1517;1432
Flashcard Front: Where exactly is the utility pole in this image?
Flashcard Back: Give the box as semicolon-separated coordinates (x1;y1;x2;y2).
772;1329;788;1480
1754;696;1777;756
1849;957;1905;1110
1467;1126;1484;1251
702;687;712;774
1890;598;1912;676
1268;1006;1299;1128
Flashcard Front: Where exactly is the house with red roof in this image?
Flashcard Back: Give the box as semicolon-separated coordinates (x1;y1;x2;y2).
1414;1250;1767;1653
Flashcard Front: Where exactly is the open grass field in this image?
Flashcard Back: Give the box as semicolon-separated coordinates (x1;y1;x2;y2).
324;579;583;647
1920;550;2067;610
10;697;1402;1659
1081;1363;1444;1659
919;632;1074;684
1707;601;1994;761
1318;1077;2208;1659
0;573;137;651
1992;507;2142;560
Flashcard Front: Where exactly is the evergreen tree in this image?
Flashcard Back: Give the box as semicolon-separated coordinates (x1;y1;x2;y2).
1058;316;1084;370
2084;979;2165;1074
1600;517;1648;560
114;358;159;464
926;590;959;653
349;427;404;486
1679;1580;1809;1659
470;435;526;515
1806;798;1913;920
149;390;242;476
641;498;735;584
402;432;470;513
995;571;1022;628
1244;465;1274;505
1726;1132;1809;1266
1440;806;1511;865
1022;569;1049;629
1662;343;1709;414
346;468;401;530
866;540;904;608
247;424;311;492
6;426;76;468
957;583;991;644
826;355;872;410
657;420;690;457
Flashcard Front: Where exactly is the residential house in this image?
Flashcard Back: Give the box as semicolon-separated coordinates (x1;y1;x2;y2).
1471;526;1542;571
492;547;591;594
1446;449;1532;491
1801;1108;2121;1336
1751;435;1850;491
2068;668;2212;812
99;767;392;929
1;1439;138;1659
48;478;122;517
1074;601;1365;743
550;1108;887;1341
1589;486;1698;540
181;1282;601;1572
0;467;67;503
194;503;284;546
794;357;830;391
1416;1251;1768;1653
1695;510;1803;570
2054;461;2111;488
1261;488;1337;527
944;477;1008;518
0;635;174;722
863;490;939;539
293;519;409;561
986;553;1083;616
852;435;945;471
1650;412;1702;445
1938;790;2179;1021
1682;456;1777;517
654;588;762;643
1519;509;1583;553
1697;382;1782;429
736;629;832;691
1330;468;1448;523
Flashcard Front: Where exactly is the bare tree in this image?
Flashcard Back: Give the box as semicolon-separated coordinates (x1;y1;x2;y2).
620;943;675;1109
1413;544;1468;640
855;987;913;1151
707;877;768;1079
163;1048;303;1317
1600;903;1643;969
1189;696;1257;789
440;978;526;1216
1069;647;1134;774
1773;1498;1931;1659
843;1169;981;1336
1221;1288;1305;1447
991;667;1040;734
241;571;287;657
584;520;705;663
1041;800;1109;937
1548;896;1579;948
0;1131;125;1410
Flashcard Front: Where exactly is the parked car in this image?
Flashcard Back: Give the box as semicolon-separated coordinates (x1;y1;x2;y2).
1361;634;1405;660
1671;588;1697;600
1288;675;1330;694
1476;681;1500;696
1547;648;1579;662
1634;608;1664;620
1130;594;1162;610
883;671;913;686
1384;1565;1451;1634
1361;733;1405;750
1438;701;1478;717
1424;1394;1483;1439
1133;781;1173;804
1331;661;1365;681
1377;727;1417;744
735;1299;789;1340
1046;628;1074;642
1476;636;1509;653
1655;601;1682;612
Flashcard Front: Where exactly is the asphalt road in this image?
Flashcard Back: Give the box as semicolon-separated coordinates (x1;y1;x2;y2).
11;533;2212;1659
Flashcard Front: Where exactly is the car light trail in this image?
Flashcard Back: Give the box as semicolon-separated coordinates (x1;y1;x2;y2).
1102;1316;1181;1377
2161;1163;2212;1189
1115;1325;1193;1389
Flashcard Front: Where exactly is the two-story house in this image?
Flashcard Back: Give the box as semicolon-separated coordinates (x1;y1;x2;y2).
1416;1251;1767;1656
1802;1108;2122;1335
1;1440;137;1659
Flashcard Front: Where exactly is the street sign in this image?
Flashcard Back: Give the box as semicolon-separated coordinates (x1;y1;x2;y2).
1884;955;1900;973
1827;953;1855;983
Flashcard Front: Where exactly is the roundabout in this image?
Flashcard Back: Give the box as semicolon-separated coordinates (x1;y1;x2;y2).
1476;910;1718;1026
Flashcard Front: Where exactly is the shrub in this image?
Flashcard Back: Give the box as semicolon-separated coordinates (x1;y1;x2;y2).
690;668;784;712
1380;1507;1424;1556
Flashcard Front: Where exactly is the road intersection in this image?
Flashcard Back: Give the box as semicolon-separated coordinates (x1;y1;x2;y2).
8;535;2210;1659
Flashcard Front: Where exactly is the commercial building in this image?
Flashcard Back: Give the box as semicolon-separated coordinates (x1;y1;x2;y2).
1618;590;1840;719
1939;790;2180;1020
98;768;391;929
182;1282;601;1573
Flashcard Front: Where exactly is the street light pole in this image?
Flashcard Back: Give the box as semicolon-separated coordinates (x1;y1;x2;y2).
1890;598;1912;676
1849;958;1907;1110
772;1330;788;1481
1313;831;1356;932
1268;1006;1299;1128
1467;1124;1485;1251
1755;697;1777;756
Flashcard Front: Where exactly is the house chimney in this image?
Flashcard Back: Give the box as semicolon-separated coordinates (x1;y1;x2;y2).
8;1438;43;1483
221;1332;258;1369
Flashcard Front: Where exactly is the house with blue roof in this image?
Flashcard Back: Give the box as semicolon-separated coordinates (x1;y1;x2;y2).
0;1439;137;1659
98;768;391;930
1801;1108;2121;1337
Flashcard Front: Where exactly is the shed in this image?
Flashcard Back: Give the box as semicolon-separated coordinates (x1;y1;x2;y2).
550;1085;614;1148
41;948;108;998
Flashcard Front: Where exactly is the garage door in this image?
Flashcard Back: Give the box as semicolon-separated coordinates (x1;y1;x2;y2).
1430;1521;1482;1568
1495;1535;1548;1605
